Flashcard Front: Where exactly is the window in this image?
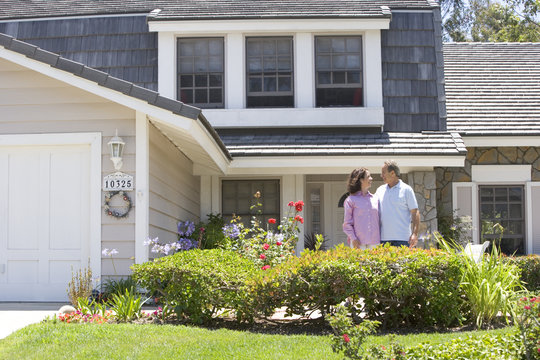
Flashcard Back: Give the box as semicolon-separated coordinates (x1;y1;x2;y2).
315;36;363;107
222;180;280;225
479;185;525;255
246;37;293;108
177;38;224;108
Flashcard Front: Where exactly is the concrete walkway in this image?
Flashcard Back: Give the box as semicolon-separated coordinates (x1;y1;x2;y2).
0;302;63;340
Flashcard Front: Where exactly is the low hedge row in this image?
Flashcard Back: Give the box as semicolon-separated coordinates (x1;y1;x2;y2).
253;245;465;328
506;255;540;291
132;245;469;327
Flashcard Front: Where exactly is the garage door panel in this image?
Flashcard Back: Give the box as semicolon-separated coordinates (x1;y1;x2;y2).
50;150;86;250
7;152;41;250
7;260;39;283
49;260;80;284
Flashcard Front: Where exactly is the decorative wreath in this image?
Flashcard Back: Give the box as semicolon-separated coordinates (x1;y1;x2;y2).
104;191;132;218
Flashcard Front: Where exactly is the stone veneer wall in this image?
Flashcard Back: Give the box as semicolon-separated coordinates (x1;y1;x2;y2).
409;171;438;238
436;146;540;217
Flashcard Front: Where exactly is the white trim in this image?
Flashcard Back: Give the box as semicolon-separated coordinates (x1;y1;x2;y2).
471;165;531;183
464;136;540;147
135;112;149;265
149;18;391;33
364;30;383;108
204;107;384;128
0;132;102;281
225;33;245;109
452;182;479;244
295;32;315;108
200;176;212;221
295;174;305;255
224;155;465;175
211;175;220;214
526;182;540;255
0;46;229;174
157;32;176;99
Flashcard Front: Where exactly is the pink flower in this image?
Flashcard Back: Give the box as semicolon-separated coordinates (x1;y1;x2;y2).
262;265;271;270
294;200;304;212
288;201;294;207
276;241;282;246
263;243;270;250
343;334;350;343
260;254;266;260
268;218;276;224
525;305;531;310
294;215;304;224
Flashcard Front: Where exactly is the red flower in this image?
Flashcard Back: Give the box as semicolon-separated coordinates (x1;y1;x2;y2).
294;200;304;212
262;265;271;270
343;334;350;343
288;201;294;207
381;345;386;350
260;254;266;260
525;305;531;310
294;215;304;224
276;241;282;246
268;218;276;224
263;243;270;250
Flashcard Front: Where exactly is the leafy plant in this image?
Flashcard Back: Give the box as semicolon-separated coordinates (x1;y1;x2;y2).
304;233;329;251
101;276;138;300
108;289;148;322
66;260;93;306
514;294;540;360
506;255;540;291
436;232;524;328
76;297;108;317
196;213;226;249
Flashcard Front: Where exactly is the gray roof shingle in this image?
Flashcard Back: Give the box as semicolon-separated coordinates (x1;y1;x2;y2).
444;42;540;136
0;0;436;21
218;128;467;156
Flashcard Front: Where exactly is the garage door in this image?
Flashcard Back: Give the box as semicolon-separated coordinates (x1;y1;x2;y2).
0;144;91;301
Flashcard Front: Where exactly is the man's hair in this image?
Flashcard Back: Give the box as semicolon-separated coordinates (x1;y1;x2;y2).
384;159;401;177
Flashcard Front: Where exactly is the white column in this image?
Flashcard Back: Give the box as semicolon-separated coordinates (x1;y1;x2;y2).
157;32;176;99
364;30;383;108
211;176;220;214
295;32;314;108
200;175;212;221
225;33;245;109
295;174;305;254
135;112;149;264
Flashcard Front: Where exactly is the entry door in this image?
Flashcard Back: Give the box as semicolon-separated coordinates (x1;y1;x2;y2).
0;145;91;301
329;183;348;248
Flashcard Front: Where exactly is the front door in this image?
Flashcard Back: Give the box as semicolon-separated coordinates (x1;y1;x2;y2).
329;182;348;248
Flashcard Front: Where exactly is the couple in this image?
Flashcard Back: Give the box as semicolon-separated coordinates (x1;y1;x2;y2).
343;160;420;249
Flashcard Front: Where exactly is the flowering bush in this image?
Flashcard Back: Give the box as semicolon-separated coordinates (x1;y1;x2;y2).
222;196;304;270
57;311;113;324
144;220;199;255
515;294;540;359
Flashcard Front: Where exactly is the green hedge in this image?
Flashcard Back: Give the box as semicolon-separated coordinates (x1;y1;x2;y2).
131;249;257;323
253;245;465;328
506;255;540;291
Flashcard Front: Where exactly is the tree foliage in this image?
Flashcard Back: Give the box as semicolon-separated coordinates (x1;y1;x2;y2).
441;0;540;42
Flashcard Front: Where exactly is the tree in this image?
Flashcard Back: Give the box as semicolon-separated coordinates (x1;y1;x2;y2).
441;0;540;42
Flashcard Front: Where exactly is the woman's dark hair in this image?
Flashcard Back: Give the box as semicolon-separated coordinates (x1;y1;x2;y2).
347;167;368;194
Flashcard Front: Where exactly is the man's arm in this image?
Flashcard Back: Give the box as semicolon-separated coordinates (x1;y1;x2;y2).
409;208;420;247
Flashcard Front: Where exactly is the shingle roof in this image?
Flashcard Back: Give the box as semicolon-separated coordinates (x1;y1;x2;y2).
444;42;540;136
0;32;231;159
0;0;436;21
217;128;467;156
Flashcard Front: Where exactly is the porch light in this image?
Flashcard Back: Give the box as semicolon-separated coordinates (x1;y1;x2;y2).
108;129;125;171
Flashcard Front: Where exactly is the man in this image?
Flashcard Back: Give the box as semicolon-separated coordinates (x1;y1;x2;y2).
375;160;420;247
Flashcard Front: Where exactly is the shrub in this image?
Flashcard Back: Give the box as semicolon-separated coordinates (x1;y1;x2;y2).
132;249;258;323
506;255;540;292
108;289;148;322
67;261;93;306
514;294;540;360
100;276;138;301
195;213;226;249
253;245;465;328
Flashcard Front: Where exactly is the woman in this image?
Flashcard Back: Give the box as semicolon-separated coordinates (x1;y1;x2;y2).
342;167;380;249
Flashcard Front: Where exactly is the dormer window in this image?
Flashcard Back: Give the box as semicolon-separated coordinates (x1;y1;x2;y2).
315;36;363;107
246;37;294;108
177;37;224;108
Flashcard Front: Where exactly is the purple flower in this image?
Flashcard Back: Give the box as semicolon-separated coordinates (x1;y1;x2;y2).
223;224;240;239
177;221;195;237
102;248;119;257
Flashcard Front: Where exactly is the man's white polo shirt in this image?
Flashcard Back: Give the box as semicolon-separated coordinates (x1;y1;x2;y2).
375;179;418;241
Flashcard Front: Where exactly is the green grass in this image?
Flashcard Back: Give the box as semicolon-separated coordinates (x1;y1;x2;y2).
0;322;516;360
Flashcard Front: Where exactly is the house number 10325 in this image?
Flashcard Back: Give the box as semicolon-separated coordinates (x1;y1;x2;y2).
103;173;134;191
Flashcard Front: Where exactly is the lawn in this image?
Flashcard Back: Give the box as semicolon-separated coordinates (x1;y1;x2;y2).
0;322;516;360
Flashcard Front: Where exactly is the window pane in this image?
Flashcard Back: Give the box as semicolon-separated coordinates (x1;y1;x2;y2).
249;77;262;92
333;55;346;69
194;41;208;55
263;40;276;55
179;57;193;73
209;74;222;87
332;38;346;52
263;57;276;71
195;89;207;103
179;89;193;103
509;187;522;201
277;56;291;71
480;187;493;202
495;203;508;218
277;39;291;54
333;71;346;84
346;37;361;52
317;37;332;52
209;88;222;103
318;71;331;84
208;39;223;55
278;77;291;91
347;55;361;68
509;204;522;218
317;55;331;70
194;57;207;72
264;77;277;92
179;75;193;88
195;74;207;87
248;57;262;72
347;71;361;84
179;42;194;56
247;41;261;55
481;204;494;219
208;56;222;71
495;188;507;202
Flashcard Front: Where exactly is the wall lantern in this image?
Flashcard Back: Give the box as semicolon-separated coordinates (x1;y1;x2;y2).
108;129;125;171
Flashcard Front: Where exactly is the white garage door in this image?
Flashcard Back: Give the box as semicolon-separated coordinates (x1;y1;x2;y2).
0;144;91;301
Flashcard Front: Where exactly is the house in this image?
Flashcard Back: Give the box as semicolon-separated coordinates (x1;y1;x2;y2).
0;1;535;302
438;42;540;256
